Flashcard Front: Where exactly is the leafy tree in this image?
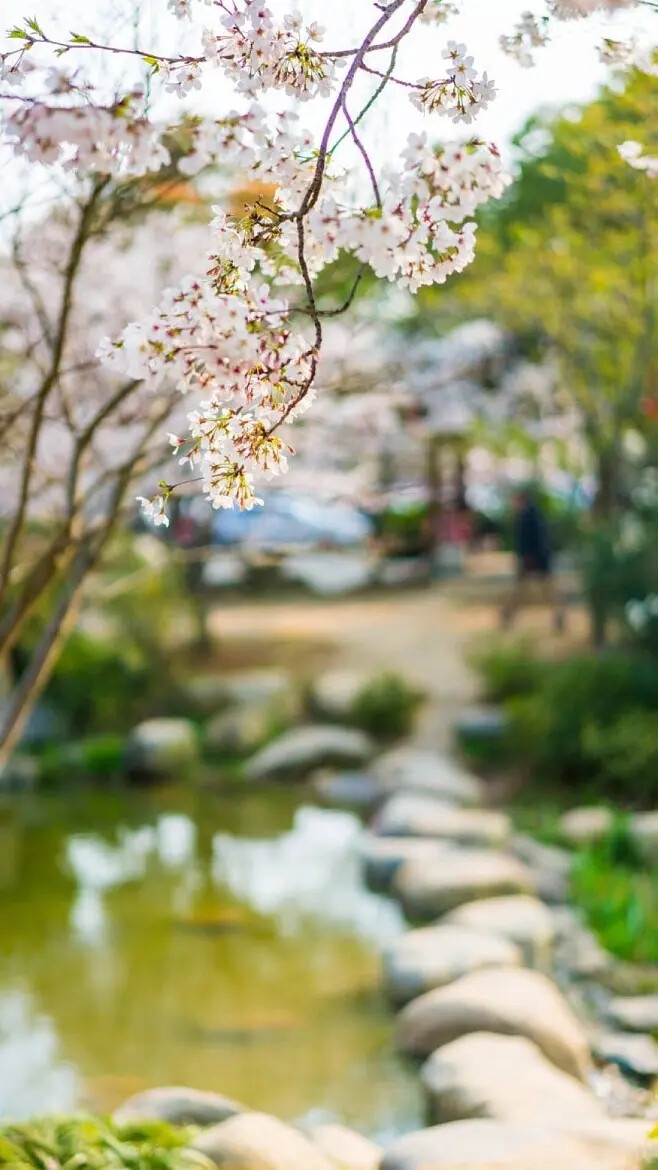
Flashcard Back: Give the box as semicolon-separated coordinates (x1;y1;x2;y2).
416;68;658;518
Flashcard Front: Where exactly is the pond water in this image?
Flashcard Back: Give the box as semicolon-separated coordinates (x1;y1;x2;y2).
0;786;422;1141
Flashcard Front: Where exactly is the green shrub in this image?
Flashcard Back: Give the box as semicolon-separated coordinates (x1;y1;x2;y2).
0;1116;209;1170
40;630;152;736
582;711;658;804
469;638;549;703
38;735;127;786
506;652;658;800
571;841;658;965
376;502;429;557
351;673;425;741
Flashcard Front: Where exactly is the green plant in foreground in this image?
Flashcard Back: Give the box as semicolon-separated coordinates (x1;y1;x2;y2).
0;1117;210;1170
571;842;658;966
351;673;425;741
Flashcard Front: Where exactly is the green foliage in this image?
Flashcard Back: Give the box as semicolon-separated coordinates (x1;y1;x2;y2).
470;638;549;702
38;629;151;737
571;834;658;965
16;537;205;739
351;672;425;741
506;652;658;801
38;734;126;785
581;506;658;654
582;711;658;805
0;1116;208;1170
413;69;658;526
376;503;429;557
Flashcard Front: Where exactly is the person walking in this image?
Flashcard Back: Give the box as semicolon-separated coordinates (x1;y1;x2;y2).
501;488;565;632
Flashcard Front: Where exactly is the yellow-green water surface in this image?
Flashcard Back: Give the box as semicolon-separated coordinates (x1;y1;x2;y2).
0;786;421;1140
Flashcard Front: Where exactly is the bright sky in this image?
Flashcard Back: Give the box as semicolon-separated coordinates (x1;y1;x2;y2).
1;0;655;218
7;0;655;147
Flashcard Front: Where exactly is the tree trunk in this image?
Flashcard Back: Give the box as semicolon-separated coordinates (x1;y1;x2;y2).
0;545;95;769
425;433;442;575
590;601;608;651
593;447;618;521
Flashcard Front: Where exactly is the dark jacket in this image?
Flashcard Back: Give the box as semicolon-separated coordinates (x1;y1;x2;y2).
514;501;552;573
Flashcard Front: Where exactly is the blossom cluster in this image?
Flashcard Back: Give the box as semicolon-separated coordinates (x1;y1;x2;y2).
166;1;334;101
420;1;461;24
5;99;170;175
98;208;304;510
1;0;653;527
499;13;550;68
549;0;637;17
411;41;496;122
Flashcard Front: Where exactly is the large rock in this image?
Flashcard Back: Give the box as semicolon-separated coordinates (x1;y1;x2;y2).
312;770;382;812
358;834;452;893
244;725;374;782
310;670;369;722
184;669;297;719
420;1033;604;1126
631;811;658;864
510;834;572;904
125;719;200;777
113;1085;244;1127
383;925;521;1005
555;923;612;980
374;794;509;849
194;1112;334;1170
559;806;614;849
592;1030;658;1081
372;746;483;807
607;994;658;1033
309;1125;381;1170
445;896;556;968
205;706;272;755
380;1119;650;1170
393;850;534;919
395;967;591;1080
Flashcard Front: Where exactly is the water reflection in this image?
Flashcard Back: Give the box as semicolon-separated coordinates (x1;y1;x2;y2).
0;789;421;1137
212;806;404;942
0;990;78;1118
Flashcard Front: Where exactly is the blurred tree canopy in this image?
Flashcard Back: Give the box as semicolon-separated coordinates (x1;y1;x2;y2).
414;68;658;516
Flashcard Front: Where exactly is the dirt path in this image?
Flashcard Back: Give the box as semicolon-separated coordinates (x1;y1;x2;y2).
206;556;588;751
207;586;503;751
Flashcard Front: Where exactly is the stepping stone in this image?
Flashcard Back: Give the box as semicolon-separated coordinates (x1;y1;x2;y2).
607;994;658;1033
383;924;521;1005
358;834;452;893
421;1032;604;1125
445;895;556;968
631;811;658;864
245;725;374;781
309;670;370;722
312;770;382;811
373;793;509;848
592;1030;658;1082
559;806;614;849
395;966;591;1081
114;1085;244;1126
510;834;572;904
380;1118;651;1170
309;1125;381;1170
194;1112;334;1170
393;850;534;919
372;746;483;807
